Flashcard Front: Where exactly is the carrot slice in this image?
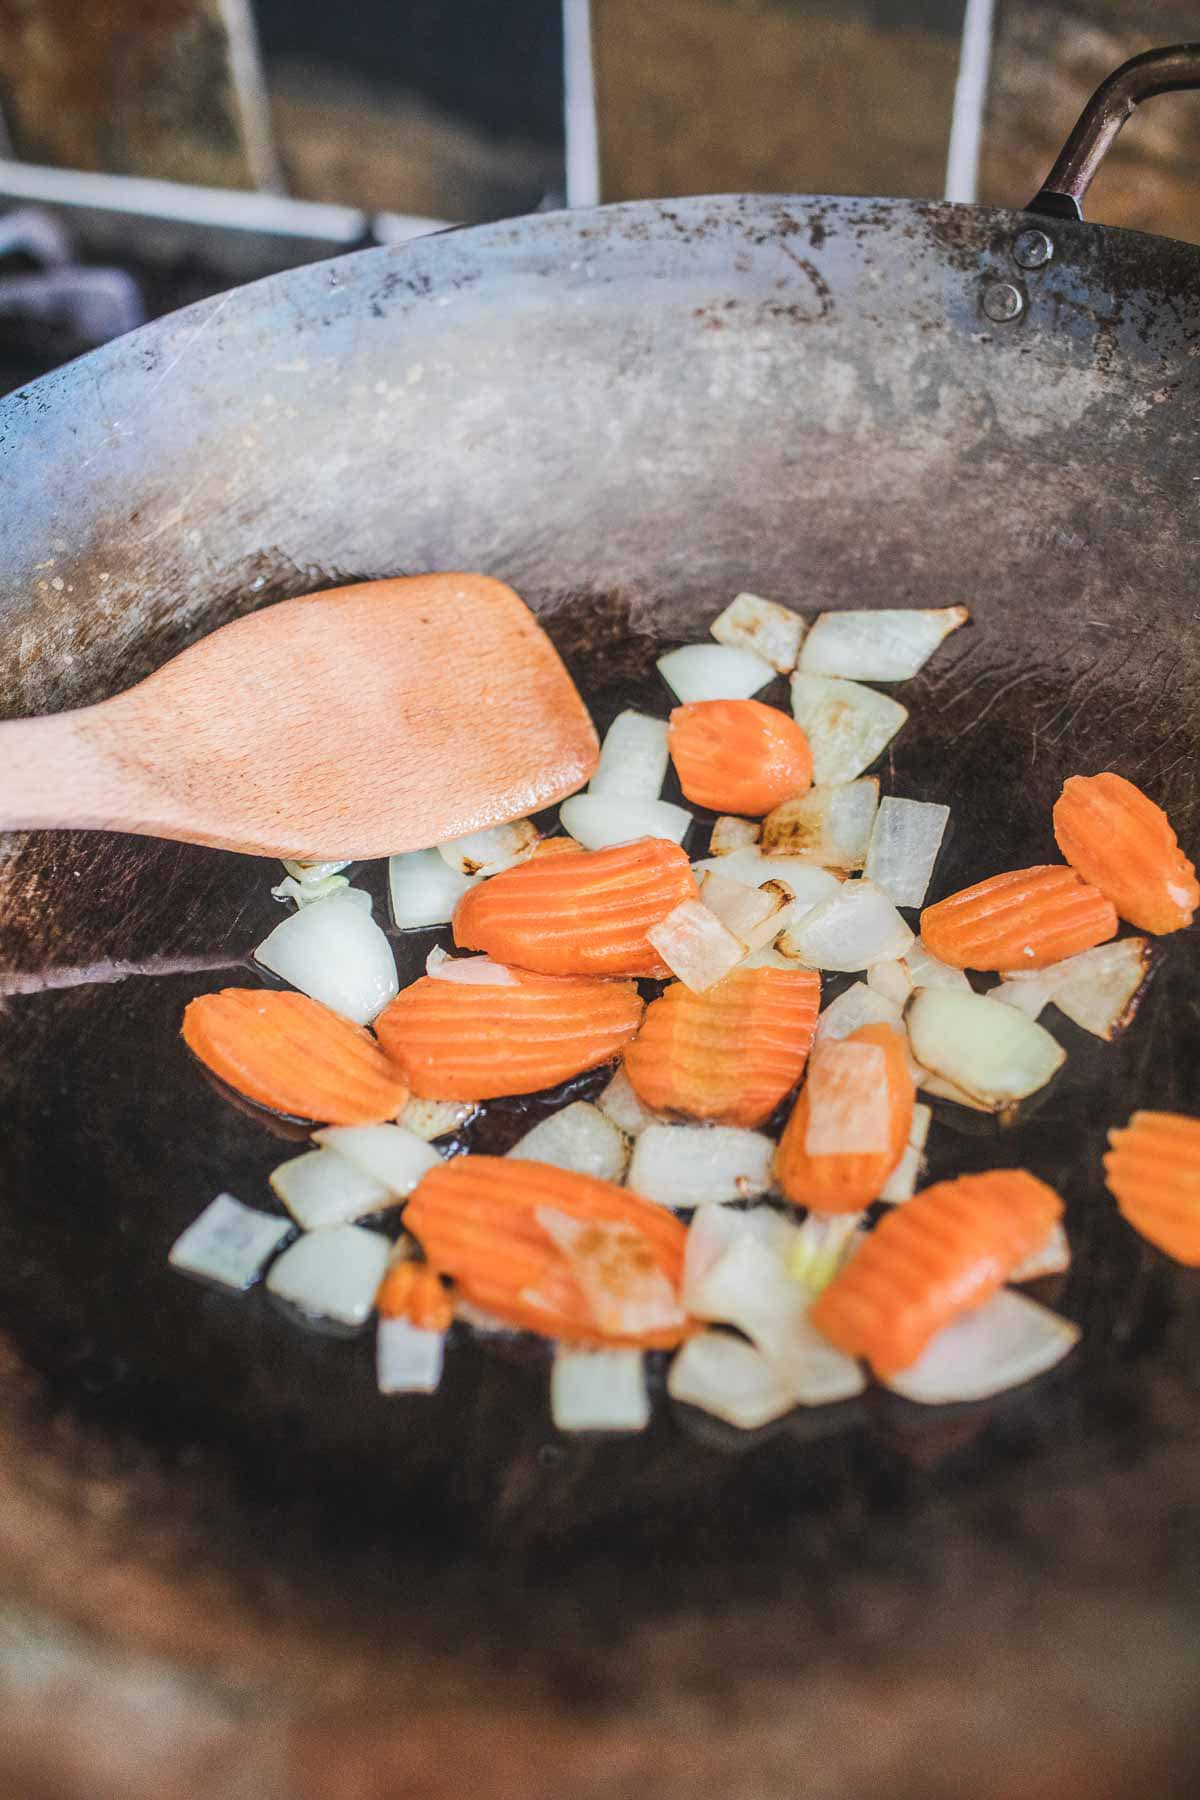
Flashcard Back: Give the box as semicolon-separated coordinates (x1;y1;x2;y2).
182;987;408;1124
375;1260;454;1330
668;699;813;815
810;1168;1064;1375
624;965;819;1129
774;1022;914;1213
452;836;697;977
404;1156;689;1346
1104;1110;1200;1264
919;864;1117;970
375;968;642;1099
1053;772;1199;935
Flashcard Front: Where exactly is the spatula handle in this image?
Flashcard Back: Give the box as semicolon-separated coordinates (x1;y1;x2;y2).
0;712;120;835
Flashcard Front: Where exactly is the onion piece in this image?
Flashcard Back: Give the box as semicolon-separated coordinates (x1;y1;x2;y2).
1010;1220;1071;1281
683;1203;801;1310
507;1102;629;1182
917;1069;993;1112
396;1096;478;1140
787;1213;865;1295
551;1347;650;1432
798;606;969;681
804;1038;892;1153
312;1124;441;1195
596;1067;658;1137
255;889;399;1025
991;978;1053;1019
271;872;351;908
658;642;775;703
697;870;789;949
589;710;671;799
558;792;693;850
739;943;801;970
646;899;745;991
168;1192;292;1291
998;937;1152;1041
270;1148;393;1229
283;858;351;883
904;938;972;991
668;1329;797;1430
907;988;1065;1109
628;1123;775;1207
878;1101;933;1203
885;1289;1079;1405
815;981;903;1042
437;819;540;877
425;948;518;985
710;814;761;855
760;779;879;869
709;591;807;672
789;674;907;783
692;852;842;929
867;959;913;1006
388;848;479;930
265;1224;390;1327
778;878;914;972
376;1318;446;1395
863;798;950;908
536;1209;687;1337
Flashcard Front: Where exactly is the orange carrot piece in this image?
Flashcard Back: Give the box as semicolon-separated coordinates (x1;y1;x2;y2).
919;864;1118;971
375;968;642;1099
375;1260;454;1330
405;1157;689;1346
624;965;819;1128
810;1168;1064;1376
668;699;813;815
452;836;697;977
182;987;408;1124
774;1022;914;1213
1104;1110;1200;1264
1054;772;1199;935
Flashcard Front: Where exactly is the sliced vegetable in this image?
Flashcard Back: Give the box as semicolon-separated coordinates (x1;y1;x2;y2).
682;1203;800;1311
789;673;907;784
453;836;697;978
396;1096;478;1140
697;869;791;949
798;607;968;680
558;792;693;850
628;1122;775;1207
1104;1110;1200;1264
1010;1220;1071;1281
182;988;409;1125
1053;771;1199;935
624;964;819;1128
906;987;1065;1110
596;1066;659;1137
255;889;399;1026
312;1123;441;1195
283;858;351;883
777;878;914;972
917;1070;992;1113
376;1319;446;1395
270;1148;392;1230
668;699;812;815
867;959;913;1006
885;1289;1078;1405
999;937;1152;1042
878;1100;933;1204
809;1167;1063;1376
266;1224;390;1328
658;642;774;703
903;938;972;991
775;1023;914;1213
787;1212;865;1296
271;871;351;908
646;899;745;992
537;1208;687;1338
389;848;479;931
425;949;519;986
990;978;1053;1019
375;969;642;1100
168;1192;292;1291
709;815;761;855
437;819;540;877
709;591;806;672
863;798;950;908
375;1259;454;1328
919;865;1117;971
588;710;670;799
551;1347;650;1432
815;981;903;1042
760;779;879;869
507;1101;629;1182
667;1329;797;1430
531;835;585;859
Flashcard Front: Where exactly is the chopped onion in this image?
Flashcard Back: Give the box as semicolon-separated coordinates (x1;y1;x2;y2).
628;1122;775;1207
396;1096;478;1140
269;1148;393;1229
507;1101;629;1182
1010;1220;1071;1281
815;981;903;1041
168;1192;291;1291
646;899;745;991
790;674;908;783
282;858;351;883
271;872;351;908
878;1101;933;1203
265;1224;390;1327
709;814;761;855
999;937;1152;1041
798;606;969;680
536;1208;687;1337
669;1329;797;1429
904;938;972;990
376;1318;445;1395
778;878;914;972
588;710;670;799
918;1069;992;1112
804;1037;892;1153
693;852;842;930
760;779;879;869
551;1347;650;1432
425;948;518;985
709;591;807;672
596;1067;658;1137
867;959;913;1006
991;978;1053;1019
389;848;479;930
255;889;399;1025
697;870;787;949
558;792;693;850
437;819;540;877
683;1202;801;1310
312;1124;441;1195
907;988;1065;1109
863;798;950;908
885;1289;1079;1405
658;642;775;703
787;1213;864;1295
740;943;801;970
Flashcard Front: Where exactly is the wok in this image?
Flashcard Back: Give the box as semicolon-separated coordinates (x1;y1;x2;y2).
1;46;1200;1800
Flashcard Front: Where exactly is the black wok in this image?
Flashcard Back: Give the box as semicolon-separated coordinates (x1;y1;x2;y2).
1;47;1199;1800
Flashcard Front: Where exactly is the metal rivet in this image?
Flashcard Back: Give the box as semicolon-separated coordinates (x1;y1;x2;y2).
1013;228;1054;270
982;281;1025;324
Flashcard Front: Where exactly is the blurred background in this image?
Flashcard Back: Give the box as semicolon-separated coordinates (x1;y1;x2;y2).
0;0;1198;394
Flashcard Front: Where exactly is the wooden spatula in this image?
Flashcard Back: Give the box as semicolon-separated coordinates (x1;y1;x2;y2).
0;574;599;859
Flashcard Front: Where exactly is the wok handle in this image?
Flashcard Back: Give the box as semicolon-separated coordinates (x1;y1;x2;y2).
1028;43;1200;222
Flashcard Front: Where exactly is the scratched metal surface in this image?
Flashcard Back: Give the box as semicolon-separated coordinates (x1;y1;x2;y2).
0;198;1199;1796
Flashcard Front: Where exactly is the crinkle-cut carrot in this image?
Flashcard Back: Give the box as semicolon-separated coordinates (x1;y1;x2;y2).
375;1260;454;1329
1104;1110;1200;1264
182;987;408;1124
668;699;813;816
624;965;819;1129
1053;772;1199;935
810;1168;1063;1375
375;968;642;1099
919;864;1117;971
774;1022;914;1213
452;836;697;977
404;1156;689;1346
